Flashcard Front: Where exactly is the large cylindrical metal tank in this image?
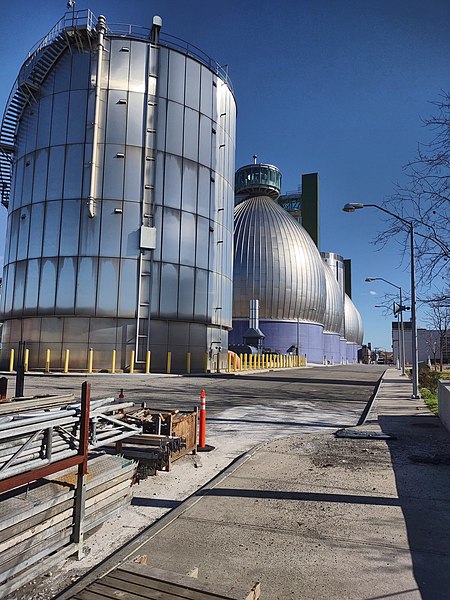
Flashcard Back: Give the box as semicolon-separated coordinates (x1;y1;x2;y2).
344;294;364;363
322;262;344;364
0;10;236;371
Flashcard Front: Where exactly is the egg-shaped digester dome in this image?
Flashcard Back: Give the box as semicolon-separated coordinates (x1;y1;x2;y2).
344;294;364;344
322;262;344;334
233;195;327;323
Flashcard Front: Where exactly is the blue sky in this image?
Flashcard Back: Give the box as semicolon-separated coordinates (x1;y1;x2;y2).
1;0;449;351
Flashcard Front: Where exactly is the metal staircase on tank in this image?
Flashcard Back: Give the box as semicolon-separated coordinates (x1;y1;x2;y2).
0;9;96;208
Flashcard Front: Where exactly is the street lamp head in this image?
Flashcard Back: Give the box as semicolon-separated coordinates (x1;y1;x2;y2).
365;277;377;282
342;203;365;212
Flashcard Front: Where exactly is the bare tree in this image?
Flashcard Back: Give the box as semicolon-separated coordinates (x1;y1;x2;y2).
424;330;439;370
426;301;450;371
377;93;450;297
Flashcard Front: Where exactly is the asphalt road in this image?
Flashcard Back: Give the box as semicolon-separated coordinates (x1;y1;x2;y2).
2;364;386;438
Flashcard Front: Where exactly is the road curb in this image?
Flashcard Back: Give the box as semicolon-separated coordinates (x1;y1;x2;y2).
356;369;387;426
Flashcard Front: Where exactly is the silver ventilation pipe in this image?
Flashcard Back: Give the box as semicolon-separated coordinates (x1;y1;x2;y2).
87;14;107;218
249;299;259;330
150;15;162;44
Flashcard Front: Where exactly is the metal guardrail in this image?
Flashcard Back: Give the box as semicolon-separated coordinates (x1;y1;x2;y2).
0;394;139;484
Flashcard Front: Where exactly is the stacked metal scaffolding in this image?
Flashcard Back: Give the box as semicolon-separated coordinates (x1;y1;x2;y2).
0;384;139;598
0;395;140;482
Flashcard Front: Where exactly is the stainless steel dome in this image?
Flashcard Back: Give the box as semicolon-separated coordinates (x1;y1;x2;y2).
344;294;364;344
233;195;327;323
322;262;344;334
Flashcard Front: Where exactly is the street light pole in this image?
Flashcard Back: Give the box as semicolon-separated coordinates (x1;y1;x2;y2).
399;286;406;376
365;277;406;376
343;203;420;398
409;222;419;397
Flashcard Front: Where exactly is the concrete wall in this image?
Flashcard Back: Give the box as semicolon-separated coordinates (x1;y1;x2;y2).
438;380;450;433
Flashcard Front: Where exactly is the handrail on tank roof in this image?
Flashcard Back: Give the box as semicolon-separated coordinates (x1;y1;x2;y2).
23;9;233;92
25;9;95;61
281;189;303;196
237;163;281;171
107;24;233;92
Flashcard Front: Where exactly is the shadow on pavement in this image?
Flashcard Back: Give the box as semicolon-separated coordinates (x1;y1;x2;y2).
131;498;182;509
207;416;350;428
205;374;379;387
379;413;450;600
197;487;402;507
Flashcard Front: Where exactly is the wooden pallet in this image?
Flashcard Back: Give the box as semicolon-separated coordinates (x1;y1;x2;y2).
70;562;260;600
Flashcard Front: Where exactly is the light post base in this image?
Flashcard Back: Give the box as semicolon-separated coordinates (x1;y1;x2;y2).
411;394;421;400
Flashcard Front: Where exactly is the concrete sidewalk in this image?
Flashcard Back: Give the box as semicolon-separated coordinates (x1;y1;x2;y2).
59;369;450;600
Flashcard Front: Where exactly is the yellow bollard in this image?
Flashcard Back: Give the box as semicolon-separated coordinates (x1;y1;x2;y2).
244;354;248;370
227;352;231;373
258;354;261;369
239;353;243;371
88;348;94;374
234;353;237;373
45;349;51;373
24;348;29;372
130;350;135;374
111;349;116;374
166;351;171;374
145;350;151;374
9;348;15;373
186;352;191;374
64;349;70;373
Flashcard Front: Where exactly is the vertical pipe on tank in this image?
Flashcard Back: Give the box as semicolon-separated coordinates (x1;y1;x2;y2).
249;299;259;330
87;15;107;218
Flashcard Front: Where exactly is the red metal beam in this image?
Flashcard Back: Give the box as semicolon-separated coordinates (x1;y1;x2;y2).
79;382;90;476
0;455;83;494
